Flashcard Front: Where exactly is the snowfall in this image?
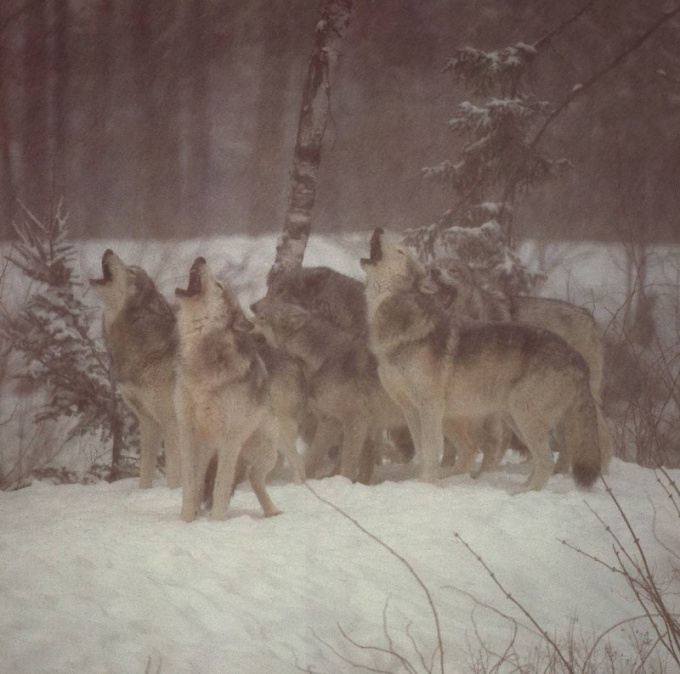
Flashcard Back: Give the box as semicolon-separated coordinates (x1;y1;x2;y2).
1;233;679;674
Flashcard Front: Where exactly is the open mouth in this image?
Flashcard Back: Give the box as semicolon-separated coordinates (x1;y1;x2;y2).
175;257;205;298
360;227;384;266
90;249;114;286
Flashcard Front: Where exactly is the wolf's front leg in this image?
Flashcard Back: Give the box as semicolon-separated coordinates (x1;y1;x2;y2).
418;403;444;483
159;396;182;489
339;420;369;483
177;414;200;522
210;442;241;521
136;411;162;489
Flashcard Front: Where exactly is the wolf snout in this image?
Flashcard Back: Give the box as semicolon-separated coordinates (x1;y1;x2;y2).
368;227;384;262
176;259;205;298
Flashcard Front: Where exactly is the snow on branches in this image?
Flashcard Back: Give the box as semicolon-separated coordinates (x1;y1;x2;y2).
407;40;568;295
3;202;136;476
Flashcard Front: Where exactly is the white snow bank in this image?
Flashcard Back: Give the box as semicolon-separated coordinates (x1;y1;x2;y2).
0;457;678;673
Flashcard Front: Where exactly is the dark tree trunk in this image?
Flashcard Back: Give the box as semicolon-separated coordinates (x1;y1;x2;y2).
185;0;212;226
246;0;294;234
131;0;183;237
267;0;353;291
83;0;113;236
52;0;69;200
22;0;49;217
0;4;17;231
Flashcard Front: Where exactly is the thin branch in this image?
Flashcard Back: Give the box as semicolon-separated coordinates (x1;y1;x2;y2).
534;0;602;50
530;4;680;153
305;482;445;674
453;531;575;673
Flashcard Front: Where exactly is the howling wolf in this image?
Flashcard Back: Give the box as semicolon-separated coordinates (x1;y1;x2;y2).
361;228;602;492
174;257;281;522
90;250;181;489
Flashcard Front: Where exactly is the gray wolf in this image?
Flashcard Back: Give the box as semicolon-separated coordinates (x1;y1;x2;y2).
174;257;280;521
251;333;307;484
250;265;366;334
361;228;602;491
251;301;407;484
90;249;181;489
428;256;611;474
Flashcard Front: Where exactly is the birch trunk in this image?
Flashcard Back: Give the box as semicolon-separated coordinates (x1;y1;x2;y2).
267;0;353;291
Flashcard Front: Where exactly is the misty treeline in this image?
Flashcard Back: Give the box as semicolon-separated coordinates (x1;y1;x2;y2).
1;0;679;242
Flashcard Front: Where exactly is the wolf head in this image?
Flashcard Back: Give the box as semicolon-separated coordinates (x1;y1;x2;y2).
174;257;253;337
360;228;435;297
426;257;475;309
250;301;310;350
90;249;165;321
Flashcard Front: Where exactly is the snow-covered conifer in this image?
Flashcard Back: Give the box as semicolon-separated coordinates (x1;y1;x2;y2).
3;201;136;481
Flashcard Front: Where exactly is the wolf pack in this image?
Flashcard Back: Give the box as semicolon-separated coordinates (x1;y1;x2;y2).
89;228;612;522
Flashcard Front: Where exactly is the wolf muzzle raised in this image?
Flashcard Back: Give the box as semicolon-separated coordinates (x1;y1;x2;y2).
360;227;384;266
175;257;206;298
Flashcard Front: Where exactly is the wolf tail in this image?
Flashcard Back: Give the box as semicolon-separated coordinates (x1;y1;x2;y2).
562;386;601;488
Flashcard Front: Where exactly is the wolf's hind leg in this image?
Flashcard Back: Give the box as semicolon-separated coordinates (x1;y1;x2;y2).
511;411;553;492
246;426;281;518
277;416;305;485
472;416;505;478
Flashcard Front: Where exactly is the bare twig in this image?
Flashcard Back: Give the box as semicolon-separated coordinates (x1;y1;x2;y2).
453;531;575;673
305;482;444;673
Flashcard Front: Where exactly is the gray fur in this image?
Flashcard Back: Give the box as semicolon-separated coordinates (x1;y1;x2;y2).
362;229;602;491
89;249;181;489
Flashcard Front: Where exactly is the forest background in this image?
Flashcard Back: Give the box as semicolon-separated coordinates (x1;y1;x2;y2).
1;0;679;245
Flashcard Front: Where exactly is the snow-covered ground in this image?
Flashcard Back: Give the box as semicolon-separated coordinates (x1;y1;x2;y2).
1;458;678;673
1;233;679;673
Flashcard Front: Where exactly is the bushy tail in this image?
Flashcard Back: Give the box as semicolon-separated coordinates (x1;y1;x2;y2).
562;388;601;488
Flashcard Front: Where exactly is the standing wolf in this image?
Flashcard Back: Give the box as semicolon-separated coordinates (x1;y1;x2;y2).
251;301;407;483
174;257;281;522
90;250;181;489
427;256;611;474
361;228;601;491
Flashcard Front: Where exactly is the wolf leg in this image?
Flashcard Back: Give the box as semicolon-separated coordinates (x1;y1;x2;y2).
552;424;570;474
277;416;305;485
210;444;241;521
158;395;182;489
418;402;444;483
305;416;341;478
136;411;161;489
443;418;478;476
177;397;202;522
339;420;369;482
473;416;505;478
356;433;378;486
246;424;281;517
